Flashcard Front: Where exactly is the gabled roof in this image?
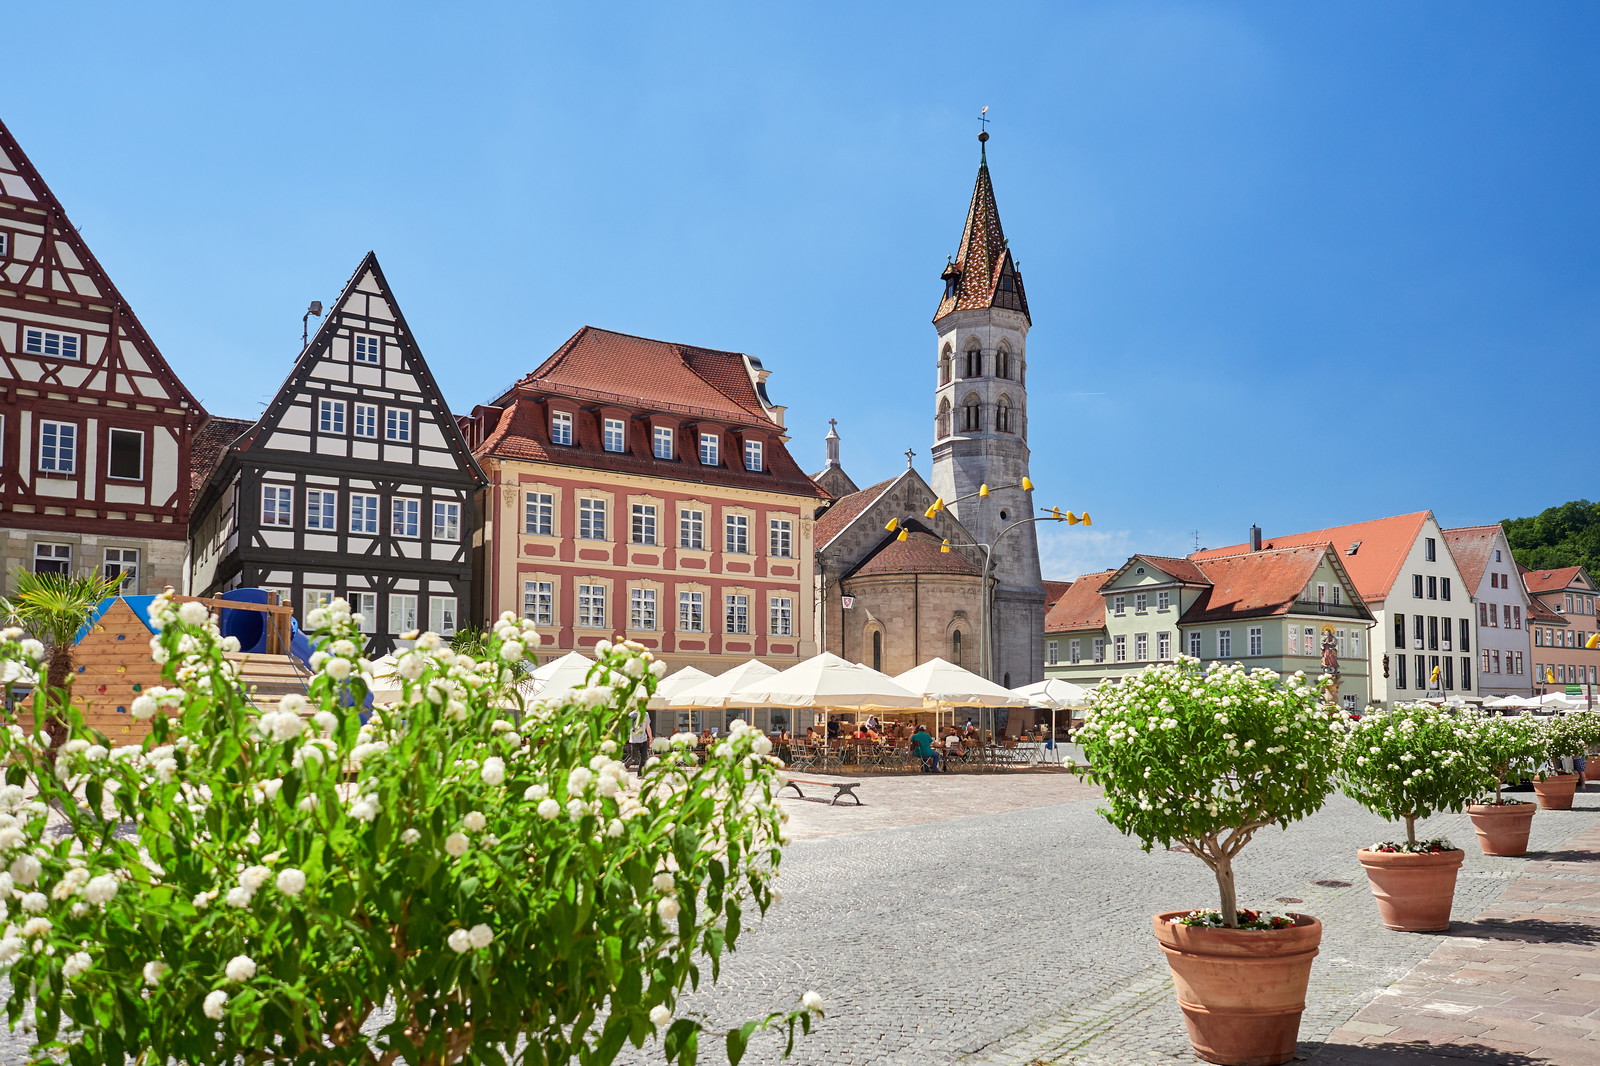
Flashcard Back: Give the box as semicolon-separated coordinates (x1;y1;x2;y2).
1526;596;1568;626
814;476;899;548
1522;565;1590;595
934;137;1029;323
1107;554;1210;588
501;327;779;428
0;117;203;414
1180;545;1369;625
1042;580;1072;610
848;530;982;580
1045;570;1114;632
1192;511;1433;602
1440;525;1506;593
188;416;256;502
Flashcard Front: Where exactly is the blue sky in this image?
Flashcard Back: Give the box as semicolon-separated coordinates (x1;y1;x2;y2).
7;1;1598;579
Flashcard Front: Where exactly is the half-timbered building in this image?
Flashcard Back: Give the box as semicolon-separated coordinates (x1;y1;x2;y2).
189;253;483;653
0;118;206;594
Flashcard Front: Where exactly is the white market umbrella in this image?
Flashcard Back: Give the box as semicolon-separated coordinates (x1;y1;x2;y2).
730;652;922;735
646;666;713;711
1010;676;1092;749
1481;695;1524;710
669;659;779;710
1535;692;1580;711
362;653;403;702
895;657;1027;736
514;651;597;704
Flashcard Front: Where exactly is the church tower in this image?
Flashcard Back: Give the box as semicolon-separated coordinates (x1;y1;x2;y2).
930;130;1044;687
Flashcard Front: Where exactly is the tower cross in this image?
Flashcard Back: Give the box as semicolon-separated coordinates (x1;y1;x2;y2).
978;105;990;132
905;448;916;468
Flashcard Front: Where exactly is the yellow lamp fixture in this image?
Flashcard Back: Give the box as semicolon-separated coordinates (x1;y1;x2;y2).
1064;510;1080;525
1430;665;1441;684
1050;507;1062;521
1588;633;1599;649
978;484;990;497
924;498;945;518
1547;668;1557;684
885;518;899;533
897;527;909;542
1081;511;1093;526
1021;476;1034;491
940;539;951;553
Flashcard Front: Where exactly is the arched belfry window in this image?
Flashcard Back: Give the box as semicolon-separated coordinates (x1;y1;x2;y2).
951;629;964;667
995;346;1012;380
964;346;982;378
996;395;1013;434
936;398;951;439
939;346;953;385
961;394;982;433
872;630;883;672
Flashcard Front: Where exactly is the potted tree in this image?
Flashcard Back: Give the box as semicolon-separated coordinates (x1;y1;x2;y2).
1533;714;1587;809
1466;712;1545;856
1076;659;1341;1066
1338;704;1489;931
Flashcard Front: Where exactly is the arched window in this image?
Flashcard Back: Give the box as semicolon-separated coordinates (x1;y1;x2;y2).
996;395;1013;434
951;629;964;667
995;346;1012;380
936;398;951;439
872;630;883;672
961;395;982;433
939;345;952;385
964;347;982;378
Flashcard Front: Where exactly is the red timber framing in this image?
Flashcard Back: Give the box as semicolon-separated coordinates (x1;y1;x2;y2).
0;117;206;589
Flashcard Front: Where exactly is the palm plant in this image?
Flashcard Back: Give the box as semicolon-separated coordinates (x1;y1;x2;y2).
0;568;125;750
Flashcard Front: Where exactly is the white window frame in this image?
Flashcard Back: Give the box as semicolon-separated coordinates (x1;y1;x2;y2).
1156;590;1171;611
578;498;607;541
349;493;380;535
699;432;719;466
680;509;705;550
1069;638;1082;664
23;328;81;361
392;497;421;539
1112;635;1127;662
351;591;377;634
743;439;763;472
629;587;657;631
304;590;335;620
524;492;554;536
523;580;555;626
1112;595;1126;616
1188;631;1201;657
354;402;379;438
1157;631;1171;659
306;489;338;531
32;543;71;575
1046;639;1060;665
770;596;793;637
1218;629;1233;658
318;398;347;434
769;519;793;558
429;596;458;636
389;593;418;635
261;485;294;527
1093;637;1106;663
385;408;413;442
631;504;658;545
352;333;382;365
106;428;145;480
1135;593;1148;614
38;420;77;473
678;591;705;632
102;547;139;591
652;426;674;459
433;500;461;542
550;411;574;446
725;514;749;554
1248;626;1263;657
725;594;750;635
577;584;606;629
1134;633;1149;660
602;418;626;453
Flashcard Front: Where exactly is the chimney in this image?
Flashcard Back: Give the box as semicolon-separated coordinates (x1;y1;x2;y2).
1249;524;1263;552
824;418;841;469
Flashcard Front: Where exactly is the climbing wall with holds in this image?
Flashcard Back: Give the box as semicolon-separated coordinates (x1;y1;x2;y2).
71;599;165;745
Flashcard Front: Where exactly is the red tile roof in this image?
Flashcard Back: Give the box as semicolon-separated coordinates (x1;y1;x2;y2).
1522;565;1587;595
504;327;777;427
934;144;1029;322
849;531;982;579
1118;554;1210;586
1045;570;1114;632
1192;511;1431;602
1526;597;1567;626
187;416;257;502
1180;545;1364;625
1042;579;1072;609
1440;525;1503;593
814;477;898;547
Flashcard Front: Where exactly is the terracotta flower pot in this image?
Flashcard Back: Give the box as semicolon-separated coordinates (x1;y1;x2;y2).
1356;848;1464;932
1584;757;1600;783
1467;802;1535;856
1151;912;1321;1066
1533;773;1580;810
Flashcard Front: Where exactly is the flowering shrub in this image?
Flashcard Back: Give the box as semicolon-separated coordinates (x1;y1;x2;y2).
1337;703;1490;849
0;597;818;1065
1075;658;1341;929
1366;839;1456;854
1170;909;1295;931
1541;713;1596;771
1470;712;1546;802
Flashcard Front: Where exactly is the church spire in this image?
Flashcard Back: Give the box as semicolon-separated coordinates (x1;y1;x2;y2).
935;130;1029;323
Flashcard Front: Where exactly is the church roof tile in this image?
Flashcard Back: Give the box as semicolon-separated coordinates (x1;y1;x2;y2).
849;531;982;579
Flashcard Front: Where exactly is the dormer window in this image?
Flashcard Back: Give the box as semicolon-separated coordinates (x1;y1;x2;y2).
602;418;626;453
699;432;720;466
550;411;573;446
744;439;764;472
1000;274;1014;291
652;425;674;459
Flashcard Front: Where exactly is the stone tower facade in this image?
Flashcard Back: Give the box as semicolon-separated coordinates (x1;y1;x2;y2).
929;133;1044;687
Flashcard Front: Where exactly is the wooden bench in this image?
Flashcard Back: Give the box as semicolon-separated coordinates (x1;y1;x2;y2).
782;778;863;807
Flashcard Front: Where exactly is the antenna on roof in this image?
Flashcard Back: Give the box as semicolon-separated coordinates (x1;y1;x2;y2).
1192;530;1202;553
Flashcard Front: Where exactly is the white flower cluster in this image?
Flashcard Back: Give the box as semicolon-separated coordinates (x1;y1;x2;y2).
447;922;495;953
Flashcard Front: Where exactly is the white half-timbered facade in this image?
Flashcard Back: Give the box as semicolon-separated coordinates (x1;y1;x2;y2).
189;253;483;652
0;118;206;595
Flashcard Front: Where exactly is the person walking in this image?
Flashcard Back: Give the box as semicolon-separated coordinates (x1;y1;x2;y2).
625;709;653;770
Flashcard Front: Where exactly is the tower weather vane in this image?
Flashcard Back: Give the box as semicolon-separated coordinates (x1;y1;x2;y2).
978;105;990;132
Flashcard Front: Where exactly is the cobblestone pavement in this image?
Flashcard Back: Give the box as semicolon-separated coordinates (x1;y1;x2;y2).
620;781;1600;1066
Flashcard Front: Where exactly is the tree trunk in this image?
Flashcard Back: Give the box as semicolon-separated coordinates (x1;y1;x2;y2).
1213;852;1238;927
1404;814;1417;847
41;645;72;753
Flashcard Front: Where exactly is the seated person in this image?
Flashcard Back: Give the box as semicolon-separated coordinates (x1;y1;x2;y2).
910;726;941;772
944;731;965;757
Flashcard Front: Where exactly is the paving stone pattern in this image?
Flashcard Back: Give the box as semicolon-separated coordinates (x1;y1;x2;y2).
619;786;1600;1066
